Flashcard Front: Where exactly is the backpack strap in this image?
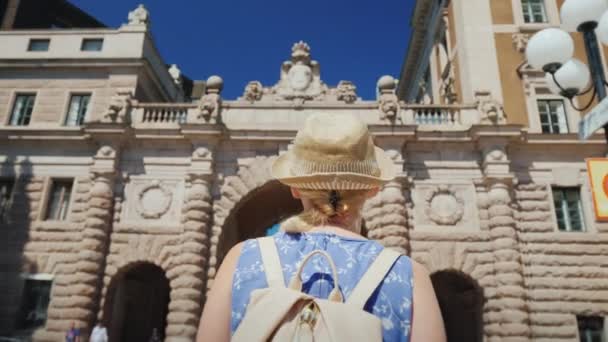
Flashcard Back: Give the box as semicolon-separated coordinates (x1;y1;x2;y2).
346;248;401;309
257;237;286;288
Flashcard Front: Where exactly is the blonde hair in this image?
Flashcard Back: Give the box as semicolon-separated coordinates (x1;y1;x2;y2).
282;189;370;233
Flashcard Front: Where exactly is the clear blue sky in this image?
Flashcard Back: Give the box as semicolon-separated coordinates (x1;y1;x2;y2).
71;1;414;100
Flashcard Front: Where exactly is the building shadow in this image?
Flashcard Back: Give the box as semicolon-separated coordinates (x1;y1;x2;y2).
0;156;34;338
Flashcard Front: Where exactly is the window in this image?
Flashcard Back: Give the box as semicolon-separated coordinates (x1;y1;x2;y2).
0;179;14;223
578;316;605;342
27;39;50;52
45;180;73;221
553;187;586;232
17;276;52;330
64;94;90;126
81;38;103;52
9;94;36;126
538;99;569;133
522;0;548;23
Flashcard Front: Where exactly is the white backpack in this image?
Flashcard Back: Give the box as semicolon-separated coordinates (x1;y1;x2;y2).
232;237;401;342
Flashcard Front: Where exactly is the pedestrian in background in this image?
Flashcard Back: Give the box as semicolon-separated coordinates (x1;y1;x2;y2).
90;322;108;342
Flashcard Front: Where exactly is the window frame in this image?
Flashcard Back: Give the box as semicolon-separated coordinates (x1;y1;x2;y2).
44;179;75;221
80;38;104;52
17;273;53;331
576;316;606;342
537;98;570;134
27;38;50;52
521;0;548;24
550;186;587;232
7;93;37;127
523;79;580;134
511;0;560;28
63;93;92;126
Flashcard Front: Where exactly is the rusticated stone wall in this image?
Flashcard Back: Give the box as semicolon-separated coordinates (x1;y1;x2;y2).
485;182;530;341
362;179;410;253
0;176;44;335
515;182;608;341
164;179;212;341
33;177;92;341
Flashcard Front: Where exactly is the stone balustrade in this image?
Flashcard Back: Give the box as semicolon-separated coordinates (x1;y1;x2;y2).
128;101;486;129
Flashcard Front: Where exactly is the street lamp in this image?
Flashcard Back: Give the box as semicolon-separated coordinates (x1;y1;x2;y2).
525;0;608;141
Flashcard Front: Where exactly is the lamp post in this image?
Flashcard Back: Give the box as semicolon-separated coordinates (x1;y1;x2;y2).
526;0;608;142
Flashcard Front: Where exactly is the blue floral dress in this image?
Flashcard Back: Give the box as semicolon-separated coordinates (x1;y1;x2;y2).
231;231;414;341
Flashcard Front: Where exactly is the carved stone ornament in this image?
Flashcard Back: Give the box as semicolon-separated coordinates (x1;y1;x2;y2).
512;33;530;53
96;145;116;158
336;81;358;104
104;90;133;124
127;4;150;26
135;180;173;219
424;185;465;225
198;76;223;122
168;64;182;86
272;41;328;103
377;75;400;120
475;90;506;125
243;81;264;103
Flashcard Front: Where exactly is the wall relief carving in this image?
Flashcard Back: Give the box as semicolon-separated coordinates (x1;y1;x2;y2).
135;180;173;219
236;41;358;105
122;178;183;222
424;185;465;225
413;183;479;229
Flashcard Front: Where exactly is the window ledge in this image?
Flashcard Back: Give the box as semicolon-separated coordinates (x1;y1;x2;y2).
518;23;560;33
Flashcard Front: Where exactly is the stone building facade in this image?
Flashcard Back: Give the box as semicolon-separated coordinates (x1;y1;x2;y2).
399;0;608;341
0;2;606;342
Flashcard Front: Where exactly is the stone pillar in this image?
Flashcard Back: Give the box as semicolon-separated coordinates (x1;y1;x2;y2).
364;179;410;254
481;143;530;341
76;174;114;322
165;178;212;341
363;143;410;254
485;181;529;341
164;145;214;341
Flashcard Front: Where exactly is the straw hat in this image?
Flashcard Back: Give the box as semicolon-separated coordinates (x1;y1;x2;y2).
272;113;395;190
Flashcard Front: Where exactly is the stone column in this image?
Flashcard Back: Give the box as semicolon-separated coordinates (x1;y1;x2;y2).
364;179;410;254
75;174;114;321
363;143;411;254
164;146;214;341
481;144;530;341
485;181;529;341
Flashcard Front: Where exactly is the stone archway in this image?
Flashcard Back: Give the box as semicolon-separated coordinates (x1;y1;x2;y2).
104;262;170;342
207;156;303;288
430;270;484;342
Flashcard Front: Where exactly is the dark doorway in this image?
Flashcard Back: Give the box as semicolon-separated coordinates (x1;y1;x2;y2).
218;180;303;264
431;270;484;342
105;263;170;342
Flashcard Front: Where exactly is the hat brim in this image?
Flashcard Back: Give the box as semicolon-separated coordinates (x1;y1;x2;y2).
271;146;396;190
